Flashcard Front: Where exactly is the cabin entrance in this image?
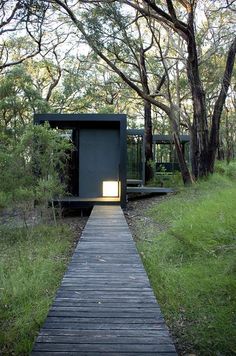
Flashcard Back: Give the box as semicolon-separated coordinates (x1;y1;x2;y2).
79;128;120;198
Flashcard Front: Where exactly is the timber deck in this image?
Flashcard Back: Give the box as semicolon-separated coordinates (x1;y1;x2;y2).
32;205;177;355
126;186;174;194
53;197;121;208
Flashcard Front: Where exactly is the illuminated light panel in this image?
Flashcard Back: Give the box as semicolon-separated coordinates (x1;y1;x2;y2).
102;181;119;197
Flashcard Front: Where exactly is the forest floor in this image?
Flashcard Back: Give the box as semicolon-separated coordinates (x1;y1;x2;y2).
126;194;170;235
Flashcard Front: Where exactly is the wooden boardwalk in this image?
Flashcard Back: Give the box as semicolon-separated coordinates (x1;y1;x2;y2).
32;205;177;355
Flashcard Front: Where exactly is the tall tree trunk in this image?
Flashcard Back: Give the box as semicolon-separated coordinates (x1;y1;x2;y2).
175;61;181;129
217;139;225;161
186;11;209;178
189;123;199;178
139;44;154;183
144;100;153;182
208;37;236;172
170;110;194;185
225;113;232;163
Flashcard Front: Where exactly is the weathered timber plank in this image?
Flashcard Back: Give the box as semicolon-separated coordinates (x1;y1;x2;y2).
53;297;157;303
61;281;148;290
62;276;148;281
33;342;176;352
51;302;159;308
32;352;177;356
54;293;156;300
39;329;170;337
42;322;166;330
47;311;162;318
49;306;160;313
36;335;172;344
60;283;150;288
68;259;141;264
42;317;163;324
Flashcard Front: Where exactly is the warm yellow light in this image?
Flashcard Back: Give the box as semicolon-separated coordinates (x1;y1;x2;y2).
103;181;119;197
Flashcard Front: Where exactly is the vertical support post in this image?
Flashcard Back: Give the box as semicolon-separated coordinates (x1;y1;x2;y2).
120;116;127;209
142;133;145;186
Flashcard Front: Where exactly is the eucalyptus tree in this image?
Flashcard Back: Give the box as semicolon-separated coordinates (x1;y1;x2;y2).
0;65;50;135
120;0;236;178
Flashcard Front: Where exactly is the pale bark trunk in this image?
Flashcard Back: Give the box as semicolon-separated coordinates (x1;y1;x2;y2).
144;100;153;182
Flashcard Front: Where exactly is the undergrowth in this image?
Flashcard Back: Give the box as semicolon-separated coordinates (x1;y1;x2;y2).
0;224;75;355
136;165;236;355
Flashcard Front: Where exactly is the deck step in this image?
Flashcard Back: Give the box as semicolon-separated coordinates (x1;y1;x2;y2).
127;186;174;194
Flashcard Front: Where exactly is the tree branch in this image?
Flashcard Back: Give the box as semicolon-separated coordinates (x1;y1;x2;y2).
143;0;188;36
0;1;21;30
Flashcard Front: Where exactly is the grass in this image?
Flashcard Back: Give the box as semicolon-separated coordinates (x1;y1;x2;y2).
136;170;236;355
0;223;76;355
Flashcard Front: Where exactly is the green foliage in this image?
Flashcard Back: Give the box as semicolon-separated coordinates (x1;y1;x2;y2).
0;123;73;222
57;54;132;115
0;66;49;131
136;171;236;354
214;160;236;179
0;223;75;355
147;161;183;188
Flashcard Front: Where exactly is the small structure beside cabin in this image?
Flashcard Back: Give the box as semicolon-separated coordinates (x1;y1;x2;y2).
127;129;190;186
35;114;127;208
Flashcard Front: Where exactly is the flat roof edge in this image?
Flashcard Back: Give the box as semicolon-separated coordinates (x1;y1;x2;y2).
34;113;126;124
127;129;190;142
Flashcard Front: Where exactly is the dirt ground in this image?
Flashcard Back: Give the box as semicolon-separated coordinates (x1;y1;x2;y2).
0;195;170;242
61;209;89;243
0;206;89;244
125;194;171;239
63;194;170;242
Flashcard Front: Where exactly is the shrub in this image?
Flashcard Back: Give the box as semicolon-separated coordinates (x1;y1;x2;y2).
0;123;73;223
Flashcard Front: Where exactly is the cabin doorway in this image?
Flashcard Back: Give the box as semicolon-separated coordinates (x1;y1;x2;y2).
79;128;120;198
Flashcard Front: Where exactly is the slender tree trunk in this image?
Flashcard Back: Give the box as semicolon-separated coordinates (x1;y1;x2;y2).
175;61;181;129
170;110;193;185
217;139;225;161
189;124;199;178
144;100;153;182
225;112;232;164
208;37;236;172
139;42;154;183
186;12;209;178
